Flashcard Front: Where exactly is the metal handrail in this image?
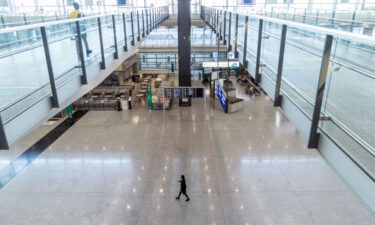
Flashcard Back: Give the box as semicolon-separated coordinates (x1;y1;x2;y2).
0;6;168;35
225;9;375;46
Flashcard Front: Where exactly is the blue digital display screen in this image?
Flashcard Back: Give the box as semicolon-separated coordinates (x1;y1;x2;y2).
216;82;227;112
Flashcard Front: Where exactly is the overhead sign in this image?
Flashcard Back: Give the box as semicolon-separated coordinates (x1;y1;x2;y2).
164;88;204;99
215;81;227;113
203;61;240;68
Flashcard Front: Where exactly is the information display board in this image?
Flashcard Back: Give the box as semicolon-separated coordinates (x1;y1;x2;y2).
202;61;240;68
215;81;227;113
164;88;204;99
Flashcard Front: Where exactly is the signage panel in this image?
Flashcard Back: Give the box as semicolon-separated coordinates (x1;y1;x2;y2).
202;61;240;68
215;81;227;113
164;88;204;99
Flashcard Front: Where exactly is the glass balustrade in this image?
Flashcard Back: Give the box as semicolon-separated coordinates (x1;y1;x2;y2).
202;6;375;180
0;7;169;148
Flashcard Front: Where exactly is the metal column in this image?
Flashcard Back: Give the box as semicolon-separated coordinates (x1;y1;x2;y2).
219;11;223;40
40;27;59;108
273;24;287;107
242;16;249;69
145;10;149;34
178;0;192;90
122;13;128;51
97;18;106;69
223;11;227;44
234;13;239;58
112;15;119;59
142;10;145;38
137;11;141;41
255;19;263;84
130;12;135;45
0;116;9;150
74;21;88;85
228;12;232;51
308;35;334;149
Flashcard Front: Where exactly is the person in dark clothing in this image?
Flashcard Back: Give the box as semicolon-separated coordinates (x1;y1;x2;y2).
176;175;190;201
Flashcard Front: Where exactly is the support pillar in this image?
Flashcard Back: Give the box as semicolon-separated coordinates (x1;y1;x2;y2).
255;19;263;84
41;26;59;108
228;12;232;51
308;35;333;149
274;25;287;107
0;116;9;150
97;18;106;69
242;16;249;69
131;12;135;45
234;13;239;58
178;0;191;106
137;11;141;41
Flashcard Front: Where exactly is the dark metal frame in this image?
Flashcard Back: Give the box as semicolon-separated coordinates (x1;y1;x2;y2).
112;15;119;59
75;21;88;85
122;13;128;51
40;26;59;108
308;35;334;149
137;11;141;41
274;24;287;107
142;10;145;38
223;11;227;45
255;19;263;84
130;12;135;45
242;16;249;69
145;9;149;34
0;116;9;150
97;17;106;69
228;12;231;51
234;13;239;58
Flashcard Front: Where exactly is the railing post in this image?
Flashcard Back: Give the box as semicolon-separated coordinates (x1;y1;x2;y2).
122;13;128;51
228;12;232;51
216;9;219;37
145;9;149;34
219;11;223;41
74;21;88;85
137;11;141;41
0;115;9;150
0;15;5;29
148;9;152;31
131;12;135;45
112;15;119;59
142;10;145;38
234;13;239;58
350;11;356;32
274;24;287;107
331;10;336;25
255;19;263;84
223;11;227;45
40;26;60;108
242;16;249;69
153;8;156;29
97;17;106;69
308;35;333;149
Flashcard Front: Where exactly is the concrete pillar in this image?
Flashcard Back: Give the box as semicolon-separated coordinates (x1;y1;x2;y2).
178;0;191;106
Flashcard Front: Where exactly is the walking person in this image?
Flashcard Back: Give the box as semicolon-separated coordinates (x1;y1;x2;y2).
70;2;92;57
176;175;190;201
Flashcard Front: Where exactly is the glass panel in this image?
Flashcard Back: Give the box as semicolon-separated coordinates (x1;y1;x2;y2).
280;26;326;117
0;26;50;122
321;37;375;178
101;15;115;54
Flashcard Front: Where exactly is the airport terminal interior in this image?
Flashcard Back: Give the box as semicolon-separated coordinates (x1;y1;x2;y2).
0;0;375;224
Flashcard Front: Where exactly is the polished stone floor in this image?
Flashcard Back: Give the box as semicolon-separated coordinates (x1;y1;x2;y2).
0;95;374;225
